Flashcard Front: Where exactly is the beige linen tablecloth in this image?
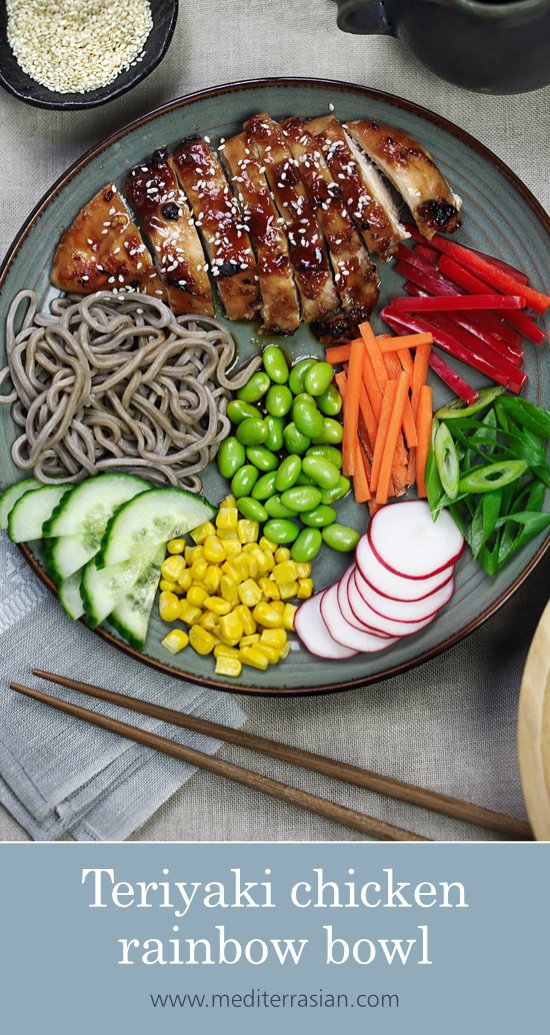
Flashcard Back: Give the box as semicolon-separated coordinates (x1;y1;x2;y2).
0;0;549;841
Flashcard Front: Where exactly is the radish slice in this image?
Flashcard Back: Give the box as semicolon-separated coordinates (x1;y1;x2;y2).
354;568;455;622
321;582;398;653
356;535;454;601
338;565;393;638
348;573;437;637
294;592;357;659
368;500;464;579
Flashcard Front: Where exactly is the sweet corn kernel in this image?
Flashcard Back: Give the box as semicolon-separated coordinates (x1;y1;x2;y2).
232;555;251;582
248;545;271;574
237;519;259;544
280;642;291;660
238;578;263;607
204;596;232;616
214;644;240;659
258;577;280;601
271;600;285;615
190;521;216;544
272;560;299;583
222;539;242;558
189;625;216;655
252;602;283;628
257;643;279;664
159;579;179;594
243;554;259;580
279;580;298;600
158;591;182;623
218;612;244;647
240;633;260;647
220;494;237;508
215;655;242;678
221;560;242;583
161;555;186;582
297;578;314;600
203;535;226;564
177;569;193;592
167;538;186;555
282;603;297;631
202;565;221;595
220;574;239;605
234;604;256;636
184;546;195;564
161;629;189;654
259;536;276;554
260;628;287;651
179;602;203;625
190;558;208;581
217;528;239;541
296;562;312;579
239;645;269;670
216;507;238;531
199;611;219;632
187;585;208;608
274;547;291;563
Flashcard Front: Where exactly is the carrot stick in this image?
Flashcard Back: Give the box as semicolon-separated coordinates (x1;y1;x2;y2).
383;351;418;449
359;386;378;453
354;441;371;503
360;321;388;393
377;332;433;351
326;345;351;365
397;348;414;378
335;370;347;399
342;338;364;477
377;371;410;505
411;342;432;418
362;348;383;422
416;385;433;498
370;379;398;493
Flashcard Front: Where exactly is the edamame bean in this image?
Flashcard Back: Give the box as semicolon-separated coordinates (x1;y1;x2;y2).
265;494;295;519
263;518;300;544
316;383;343;417
275;455;302;493
306;445;343;469
321;523;360;552
288;358;316;395
320;476;351;504
251;470;278;501
265;384;293;417
231;464;259;498
301;504;337;528
292;392;316;409
217;436;245;478
295;471;315;486
302;455;340;489
237;497;269;522
246;446;279;471
283;422;310;455
291;528;323;563
293;400;325;439
236;371;271;403
312;417;343;445
280;486;322;512
236;418;268;446
304;361;334;397
227;399;262;425
263;345;289;384
264;414;284;453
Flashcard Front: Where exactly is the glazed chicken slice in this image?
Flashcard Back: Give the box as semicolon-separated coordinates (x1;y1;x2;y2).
172;137;260;321
51;184;165;298
244;113;338;324
307;115;407;259
221;132;300;334
125;150;213;316
346;120;462;239
281;117;379;341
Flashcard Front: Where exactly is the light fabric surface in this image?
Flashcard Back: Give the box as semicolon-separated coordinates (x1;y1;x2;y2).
0;0;548;841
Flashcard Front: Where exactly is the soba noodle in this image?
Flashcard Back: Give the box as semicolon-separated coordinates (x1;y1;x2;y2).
0;290;262;489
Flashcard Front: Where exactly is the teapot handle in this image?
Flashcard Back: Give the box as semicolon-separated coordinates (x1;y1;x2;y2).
336;0;395;36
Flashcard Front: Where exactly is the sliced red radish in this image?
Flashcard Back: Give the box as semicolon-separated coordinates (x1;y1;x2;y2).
348;573;437;638
354;568;455;622
294;592;358;659
337;565;393;638
321;582;398;653
356;534;454;601
368;500;464;579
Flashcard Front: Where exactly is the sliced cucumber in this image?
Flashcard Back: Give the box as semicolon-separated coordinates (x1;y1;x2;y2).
0;478;40;529
44;534;97;586
81;544;165;628
98;488;215;569
7;484;70;542
108;561;163;650
43;473;150;540
58;572;85;621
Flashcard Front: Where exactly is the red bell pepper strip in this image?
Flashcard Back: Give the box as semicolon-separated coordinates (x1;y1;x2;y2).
438;255;546;345
414;243;439;265
390;294;526;312
428;353;479;405
404;282;524;361
428;315;524;380
423;236;550;313
403;225;530;285
395;259;461;297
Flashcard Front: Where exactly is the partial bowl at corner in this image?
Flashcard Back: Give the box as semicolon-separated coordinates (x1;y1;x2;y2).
518;597;550;840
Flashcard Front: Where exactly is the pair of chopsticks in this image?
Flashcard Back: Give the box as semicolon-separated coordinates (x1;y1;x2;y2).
11;671;533;842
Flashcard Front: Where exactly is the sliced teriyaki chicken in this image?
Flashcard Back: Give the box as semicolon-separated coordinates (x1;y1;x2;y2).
346;120;462;240
125;150;213;316
244;113;338;324
221;132;300;334
171;137;260;321
51;184;165;298
281;117;379;342
307;116;407;259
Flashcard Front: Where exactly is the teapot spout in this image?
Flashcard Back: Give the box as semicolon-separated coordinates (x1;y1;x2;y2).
336;1;396;36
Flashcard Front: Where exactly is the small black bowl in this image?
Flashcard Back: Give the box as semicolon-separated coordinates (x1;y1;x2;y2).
0;0;178;110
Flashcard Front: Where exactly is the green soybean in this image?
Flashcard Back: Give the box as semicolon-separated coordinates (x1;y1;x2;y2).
304;361;334;397
227;399;262;425
321;523;360;552
263;518;300;544
264;495;296;519
301;504;337;528
263;345;289;384
236;417;268;446
237;497;269;522
306;445;343;469
302;455;340;489
251;470;278;501
291;528;323;563
292;392;316;409
265;384;293;417
293;400;325;440
264;414;284;453
288;358;316;396
317;383;343;417
236;371;271;403
275;455;302;493
280;486;322;513
231;465;259;498
312;417;343;445
246;446;279;472
283;423;310;455
320;476;351;504
217;437;245;478
295;471;315;486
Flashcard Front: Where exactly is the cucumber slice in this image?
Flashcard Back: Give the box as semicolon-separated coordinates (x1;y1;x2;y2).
7;484;70;542
0;478;40;529
82;544;165;628
43;473;150;540
44;534;97;586
58;572;85;621
108;561;163;650
98;487;215;569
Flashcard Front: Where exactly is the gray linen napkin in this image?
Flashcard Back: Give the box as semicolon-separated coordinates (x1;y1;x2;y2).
0;532;246;840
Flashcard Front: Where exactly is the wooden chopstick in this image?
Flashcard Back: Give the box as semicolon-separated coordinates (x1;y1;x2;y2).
31;669;532;839
11;680;427;842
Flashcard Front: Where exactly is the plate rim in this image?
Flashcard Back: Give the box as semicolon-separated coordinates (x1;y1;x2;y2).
2;75;550;697
517;596;550;840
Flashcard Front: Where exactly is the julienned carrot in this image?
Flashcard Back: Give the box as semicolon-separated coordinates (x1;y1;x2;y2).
415;385;433;498
370;379;397;493
411;342;432;418
334;370;347;399
377;332;433;351
397;348;414;378
342;338;364;477
362;347;383;422
325;345;351;364
354;441;371;503
359;385;378;452
383;351;418;449
360;322;388;392
376;371;410;505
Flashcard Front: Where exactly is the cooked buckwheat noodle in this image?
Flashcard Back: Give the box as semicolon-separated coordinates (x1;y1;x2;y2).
0;290;262;489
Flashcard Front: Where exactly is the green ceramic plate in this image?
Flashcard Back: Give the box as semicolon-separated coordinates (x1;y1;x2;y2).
0;78;548;695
